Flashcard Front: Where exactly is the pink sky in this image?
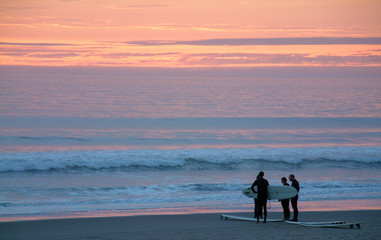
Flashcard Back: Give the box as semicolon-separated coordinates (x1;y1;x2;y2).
1;0;381;67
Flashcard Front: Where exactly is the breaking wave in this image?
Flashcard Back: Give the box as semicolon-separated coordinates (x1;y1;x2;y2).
1;147;380;173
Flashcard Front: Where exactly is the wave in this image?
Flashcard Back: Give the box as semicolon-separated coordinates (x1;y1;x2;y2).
2;181;380;211
1;147;380;172
17;136;89;142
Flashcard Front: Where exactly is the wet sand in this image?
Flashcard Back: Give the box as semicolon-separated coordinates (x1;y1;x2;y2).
1;210;380;240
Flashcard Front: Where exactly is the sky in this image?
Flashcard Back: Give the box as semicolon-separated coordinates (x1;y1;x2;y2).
0;0;381;67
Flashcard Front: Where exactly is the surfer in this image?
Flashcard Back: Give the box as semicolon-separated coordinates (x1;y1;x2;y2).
253;174;262;219
280;177;290;221
251;171;269;223
289;174;300;222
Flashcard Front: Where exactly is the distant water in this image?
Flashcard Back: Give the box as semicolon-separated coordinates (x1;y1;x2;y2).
1;66;380;118
0;67;380;221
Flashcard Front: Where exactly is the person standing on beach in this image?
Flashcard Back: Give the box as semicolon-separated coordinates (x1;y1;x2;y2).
253;174;262;219
280;177;290;221
251;171;269;223
289;174;300;222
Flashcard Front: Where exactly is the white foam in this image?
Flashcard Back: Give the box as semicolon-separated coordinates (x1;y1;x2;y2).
1;147;380;172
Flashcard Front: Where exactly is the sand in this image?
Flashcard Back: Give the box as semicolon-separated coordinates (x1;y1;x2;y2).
1;210;380;240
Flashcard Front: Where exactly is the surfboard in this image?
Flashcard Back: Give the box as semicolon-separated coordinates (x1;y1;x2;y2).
242;185;297;200
285;220;361;229
285;220;346;225
220;214;282;222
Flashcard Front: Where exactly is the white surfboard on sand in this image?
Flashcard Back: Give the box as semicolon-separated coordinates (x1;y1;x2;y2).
221;214;282;222
285;220;361;229
242;185;297;200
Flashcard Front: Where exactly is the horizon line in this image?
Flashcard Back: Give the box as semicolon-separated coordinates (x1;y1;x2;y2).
1;65;380;79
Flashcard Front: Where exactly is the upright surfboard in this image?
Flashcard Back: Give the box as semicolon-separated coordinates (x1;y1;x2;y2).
242;185;297;200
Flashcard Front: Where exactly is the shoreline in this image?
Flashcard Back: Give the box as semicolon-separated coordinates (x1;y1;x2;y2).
1;210;380;240
1;198;380;223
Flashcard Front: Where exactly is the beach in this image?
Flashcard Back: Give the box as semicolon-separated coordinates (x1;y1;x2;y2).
1;210;380;240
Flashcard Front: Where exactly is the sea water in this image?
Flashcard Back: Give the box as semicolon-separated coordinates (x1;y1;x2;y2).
1;67;380;221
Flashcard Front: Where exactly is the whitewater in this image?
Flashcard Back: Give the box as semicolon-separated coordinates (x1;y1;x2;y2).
1;132;381;220
2;147;381;172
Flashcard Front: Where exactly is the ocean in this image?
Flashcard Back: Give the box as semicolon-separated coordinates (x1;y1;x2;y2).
1;66;380;221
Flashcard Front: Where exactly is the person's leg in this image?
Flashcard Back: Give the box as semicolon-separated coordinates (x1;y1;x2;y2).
285;200;290;220
291;196;298;221
256;202;261;223
263;200;267;223
258;202;263;218
281;201;286;219
281;200;289;220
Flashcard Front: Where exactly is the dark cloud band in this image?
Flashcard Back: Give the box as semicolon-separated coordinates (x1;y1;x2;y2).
126;37;381;46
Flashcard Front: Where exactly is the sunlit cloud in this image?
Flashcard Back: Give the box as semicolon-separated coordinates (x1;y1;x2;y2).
0;16;121;30
101;52;180;58
107;4;168;9
0;42;75;46
28;53;80;58
0;6;49;11
132;24;247;32
130;24;366;36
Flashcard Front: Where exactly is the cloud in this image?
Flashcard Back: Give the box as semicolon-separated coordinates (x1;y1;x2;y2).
126;37;381;46
0;15;121;30
28;53;80;58
0;52;26;57
118;4;167;8
101;52;180;58
132;24;244;32
178;53;381;66
106;3;167;10
0;45;84;59
99;51;381;66
130;24;364;36
0;44;87;58
1;40;379;67
0;42;75;46
0;6;49;11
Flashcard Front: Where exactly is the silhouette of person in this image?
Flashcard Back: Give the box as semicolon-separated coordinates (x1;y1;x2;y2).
251;171;269;223
253;174;262;219
289;174;300;221
280;177;290;221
